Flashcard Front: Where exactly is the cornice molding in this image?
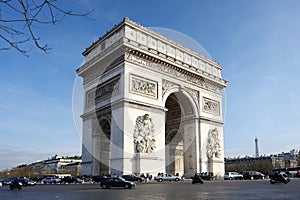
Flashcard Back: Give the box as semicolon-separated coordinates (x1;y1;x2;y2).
80;17;228;85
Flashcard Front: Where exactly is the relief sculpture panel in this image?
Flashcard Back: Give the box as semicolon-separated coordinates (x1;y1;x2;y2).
130;74;158;99
206;128;221;159
133;114;156;153
203;97;220;116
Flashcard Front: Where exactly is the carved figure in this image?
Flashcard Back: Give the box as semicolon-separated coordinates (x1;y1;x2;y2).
133;114;156;153
207;128;221;159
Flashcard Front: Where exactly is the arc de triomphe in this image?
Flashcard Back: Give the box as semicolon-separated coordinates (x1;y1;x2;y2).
77;18;228;178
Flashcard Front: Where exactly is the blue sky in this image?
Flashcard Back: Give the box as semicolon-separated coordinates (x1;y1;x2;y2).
1;0;300;170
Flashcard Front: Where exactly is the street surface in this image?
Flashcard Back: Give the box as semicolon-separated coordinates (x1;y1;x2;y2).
1;178;300;200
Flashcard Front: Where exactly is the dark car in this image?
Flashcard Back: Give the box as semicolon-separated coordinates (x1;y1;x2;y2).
19;178;36;186
100;177;135;189
243;171;265;180
196;172;215;181
122;175;144;182
92;175;107;183
0;178;11;185
295;170;300;178
61;176;84;184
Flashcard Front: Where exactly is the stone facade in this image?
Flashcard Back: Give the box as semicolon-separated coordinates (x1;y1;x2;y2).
77;18;228;178
225;150;300;175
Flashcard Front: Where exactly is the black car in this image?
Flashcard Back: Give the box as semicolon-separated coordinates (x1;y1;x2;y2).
61;176;84;184
242;171;265;180
100;177;135;189
0;178;11;185
122;175;144;182
92;175;107;183
191;173;214;181
197;172;215;181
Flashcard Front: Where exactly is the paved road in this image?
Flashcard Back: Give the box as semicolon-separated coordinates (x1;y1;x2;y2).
1;179;300;200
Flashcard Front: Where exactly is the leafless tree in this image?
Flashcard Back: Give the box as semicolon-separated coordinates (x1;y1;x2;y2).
0;0;93;56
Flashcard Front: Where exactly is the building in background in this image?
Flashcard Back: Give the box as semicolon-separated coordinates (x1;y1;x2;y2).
225;149;299;175
0;155;82;179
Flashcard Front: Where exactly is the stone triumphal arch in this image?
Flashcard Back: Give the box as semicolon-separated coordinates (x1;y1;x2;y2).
77;18;228;178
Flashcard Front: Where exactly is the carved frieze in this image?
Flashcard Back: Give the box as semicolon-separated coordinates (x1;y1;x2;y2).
126;52;223;94
133;114;156;153
206;128;221;159
203;81;222;94
202;97;220;116
130;74;158;99
94;76;120;104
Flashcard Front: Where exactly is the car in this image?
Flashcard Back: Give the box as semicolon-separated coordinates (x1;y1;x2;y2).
154;173;181;182
41;177;61;184
0;178;11;185
296;171;300;178
0;181;2;188
121;175;144;182
100;177;135;189
224;172;243;180
242;171;265;180
194;172;215;181
92;175;107;183
61;176;84;184
18;178;37;186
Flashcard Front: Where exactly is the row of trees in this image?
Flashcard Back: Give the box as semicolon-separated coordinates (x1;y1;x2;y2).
225;159;274;175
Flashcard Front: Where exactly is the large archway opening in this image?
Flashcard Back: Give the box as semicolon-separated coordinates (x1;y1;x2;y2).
98;118;111;175
165;92;196;177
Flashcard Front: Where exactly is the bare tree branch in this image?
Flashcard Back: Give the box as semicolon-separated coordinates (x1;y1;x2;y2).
0;0;94;56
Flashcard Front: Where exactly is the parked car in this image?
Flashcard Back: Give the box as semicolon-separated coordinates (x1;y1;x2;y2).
0;178;11;185
61;176;84;184
122;175;144;182
154;173;181;182
100;177;135;189
0;181;2;188
242;171;265;180
224;172;243;180
41;177;61;184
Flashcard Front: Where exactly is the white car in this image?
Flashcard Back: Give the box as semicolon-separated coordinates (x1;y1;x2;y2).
41;177;61;184
154;174;181;182
224;172;243;180
0;181;2;188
